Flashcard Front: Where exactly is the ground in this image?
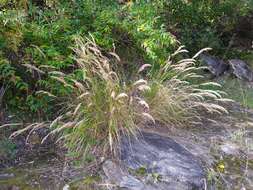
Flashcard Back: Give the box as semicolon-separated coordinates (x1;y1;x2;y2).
1;101;253;189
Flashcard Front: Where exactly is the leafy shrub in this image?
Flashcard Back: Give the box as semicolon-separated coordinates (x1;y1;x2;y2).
119;1;176;63
0;137;17;162
0;3;27;51
0;0;248;126
90;0;177;64
0;0;178;118
164;0;253;55
0;1;79;116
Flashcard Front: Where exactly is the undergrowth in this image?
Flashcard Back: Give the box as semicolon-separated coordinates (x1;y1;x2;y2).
1;0;251;118
9;37;230;159
165;0;253;56
145;47;230;126
46;37;154;156
0;0;251;162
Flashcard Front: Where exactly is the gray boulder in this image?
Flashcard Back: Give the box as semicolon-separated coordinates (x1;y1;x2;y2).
228;59;253;82
200;54;229;76
103;132;206;190
0;173;15;180
219;142;241;156
103;160;145;190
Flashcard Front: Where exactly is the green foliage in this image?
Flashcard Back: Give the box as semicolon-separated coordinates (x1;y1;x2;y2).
9;39;228;161
0;137;17;160
0;0;177;117
0;0;252;147
135;166;147;176
165;0;252;55
0;9;25;51
218;76;253;109
89;0;177;64
120;1;176;63
2;0;250;118
0;1;78;117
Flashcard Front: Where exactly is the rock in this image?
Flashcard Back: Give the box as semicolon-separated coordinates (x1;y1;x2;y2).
228;59;253;81
0;173;15;180
11;186;20;190
63;184;70;190
118;132;206;190
103;132;207;190
103;160;190;190
219;142;241;156
103;160;145;190
200;54;229;76
247;151;253;160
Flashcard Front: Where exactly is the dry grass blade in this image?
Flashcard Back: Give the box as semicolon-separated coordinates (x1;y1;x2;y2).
138;64;152;73
36;90;56;98
78;92;90;99
200;82;222;88
116;93;128;101
25;122;47;143
138;99;150;110
109;52;121;61
51;76;74;89
192;47;212;59
71;79;86;92
73;103;82;116
41;122;75;144
133;79;147;87
138;84;151;92
49;71;66;76
10;123;38;138
39;65;56;70
171;45;188;57
142;113;155;124
22;64;45;74
0;123;23;129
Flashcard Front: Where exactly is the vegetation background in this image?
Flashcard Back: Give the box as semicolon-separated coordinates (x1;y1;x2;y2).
0;0;253;167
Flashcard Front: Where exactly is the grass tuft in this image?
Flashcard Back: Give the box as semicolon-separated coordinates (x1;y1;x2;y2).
7;39;230;159
145;46;230;126
40;36;153;157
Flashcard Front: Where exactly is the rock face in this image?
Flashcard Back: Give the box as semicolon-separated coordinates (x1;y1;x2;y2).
200;55;253;82
228;59;253;82
0;173;15;180
219;142;241;156
103;132;206;190
103;160;145;190
200;54;229;76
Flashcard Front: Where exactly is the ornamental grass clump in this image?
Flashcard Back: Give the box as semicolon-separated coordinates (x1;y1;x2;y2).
39;37;153;157
8;38;230;160
145;46;231;127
